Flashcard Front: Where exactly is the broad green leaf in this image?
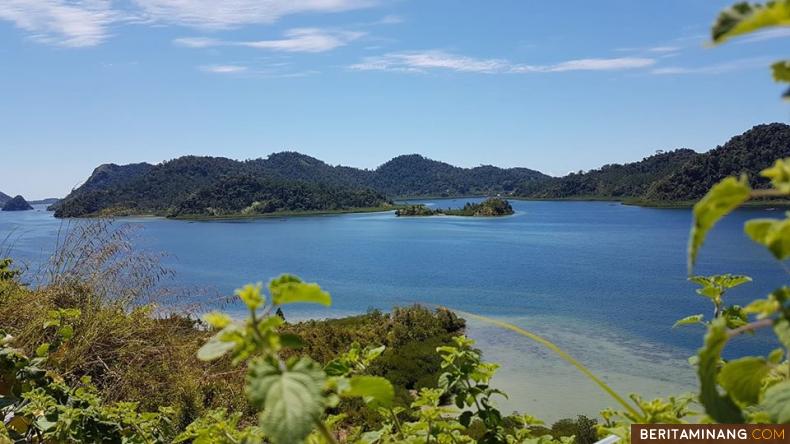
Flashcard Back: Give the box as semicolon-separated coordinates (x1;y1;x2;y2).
363;345;386;364
773;60;790;82
203;312;232;329
760;381;790;423
689;274;752;302
688;176;751;272
718;357;770;405
745;217;790;259
35;343;50;357
342;376;394;408
269;275;331;306
236;283;264;310
246;357;325;444
712;1;790;44
744;297;781;318
57;325;74;341
197;331;236;361
775;319;790;350
768;348;785;364
324;359;351;377
697;318;744;423
761;158;790;192
673;314;704;328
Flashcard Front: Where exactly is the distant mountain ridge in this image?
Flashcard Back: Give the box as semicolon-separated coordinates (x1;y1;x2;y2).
515;123;790;203
51;122;790;217
52;153;548;217
0;191;11;206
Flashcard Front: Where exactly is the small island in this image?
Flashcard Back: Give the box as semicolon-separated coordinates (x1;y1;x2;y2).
2;195;33;211
396;197;514;217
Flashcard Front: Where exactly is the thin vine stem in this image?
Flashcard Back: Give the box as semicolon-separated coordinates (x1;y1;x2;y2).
448;308;641;419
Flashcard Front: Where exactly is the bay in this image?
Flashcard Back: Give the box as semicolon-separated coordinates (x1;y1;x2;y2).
1;199;783;421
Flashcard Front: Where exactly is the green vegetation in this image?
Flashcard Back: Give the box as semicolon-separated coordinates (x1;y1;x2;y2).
2;2;789;443
516;123;790;204
1;195;33;211
52;154;545;218
396;198;514;217
516;149;699;200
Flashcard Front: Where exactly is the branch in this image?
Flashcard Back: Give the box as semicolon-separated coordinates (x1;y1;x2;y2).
726;318;773;339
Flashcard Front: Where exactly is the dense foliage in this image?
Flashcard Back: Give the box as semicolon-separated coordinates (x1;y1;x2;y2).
172;176;389;217
645;123;790;202
51;123;790;218
51;153;546;217
516;123;790;203
370;155;547;197
516;149;699;200
396;198;514;217
1;195;32;212
3;2;789;443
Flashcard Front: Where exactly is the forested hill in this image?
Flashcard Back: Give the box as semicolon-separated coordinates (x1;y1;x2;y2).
371;155;548;196
52;156;390;218
52;153;548;217
515;123;790;203
515;149;700;199
50;123;790;217
644;123;790;201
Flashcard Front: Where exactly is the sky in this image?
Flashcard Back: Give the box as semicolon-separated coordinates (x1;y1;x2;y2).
1;1;789;199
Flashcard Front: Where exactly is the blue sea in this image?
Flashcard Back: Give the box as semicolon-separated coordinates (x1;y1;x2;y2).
1;199;784;420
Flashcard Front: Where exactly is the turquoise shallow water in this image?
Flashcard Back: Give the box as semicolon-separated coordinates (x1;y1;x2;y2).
1;199;785;420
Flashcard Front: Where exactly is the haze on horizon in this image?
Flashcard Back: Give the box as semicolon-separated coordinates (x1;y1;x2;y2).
1;0;789;199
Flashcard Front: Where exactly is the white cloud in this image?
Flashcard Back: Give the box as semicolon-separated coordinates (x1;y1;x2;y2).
0;0;117;47
172;37;221;48
131;0;377;29
518;57;655;72
239;28;363;52
0;0;378;47
200;64;248;74
647;46;681;53
351;51;655;74
651;57;770;75
175;28;363;53
351;50;509;73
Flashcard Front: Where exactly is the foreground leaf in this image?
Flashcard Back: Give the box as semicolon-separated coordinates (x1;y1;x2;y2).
745;217;790;259
197;330;236;361
688;176;751;272
673;314;704;328
773;60;790;83
761;158;790;192
270;275;331;306
342;376;394;408
761;381;790;423
718;357;770;405
697;319;744;423
246;357;325;444
712;1;790;44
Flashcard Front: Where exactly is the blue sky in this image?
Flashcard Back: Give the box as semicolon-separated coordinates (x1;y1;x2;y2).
1;1;788;199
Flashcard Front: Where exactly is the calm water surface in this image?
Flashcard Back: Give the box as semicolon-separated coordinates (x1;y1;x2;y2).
1;199;784;420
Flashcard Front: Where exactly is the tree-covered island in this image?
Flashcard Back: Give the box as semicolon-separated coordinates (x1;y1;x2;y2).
395;197;514;217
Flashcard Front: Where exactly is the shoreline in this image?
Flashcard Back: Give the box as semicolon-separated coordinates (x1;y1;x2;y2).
54;205;407;221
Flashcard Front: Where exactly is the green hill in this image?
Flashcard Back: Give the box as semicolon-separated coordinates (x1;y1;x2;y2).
515;149;700;199
52;153;547;218
516;123;790;203
644;123;790;202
